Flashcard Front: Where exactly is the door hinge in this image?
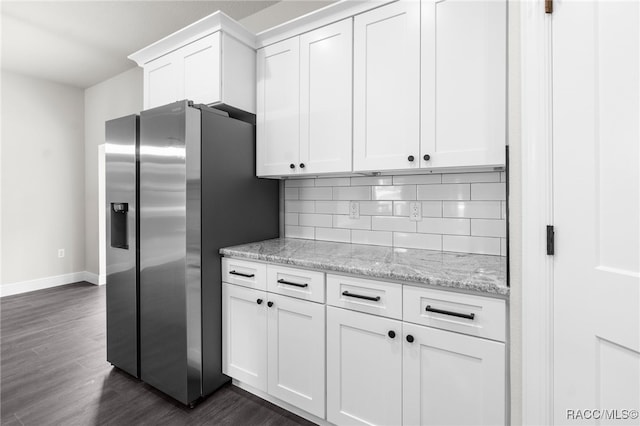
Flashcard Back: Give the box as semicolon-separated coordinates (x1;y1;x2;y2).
545;0;553;14
546;225;555;255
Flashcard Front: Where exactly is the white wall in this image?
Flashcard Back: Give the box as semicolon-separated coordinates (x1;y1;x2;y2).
1;71;85;294
239;0;336;33
84;66;142;283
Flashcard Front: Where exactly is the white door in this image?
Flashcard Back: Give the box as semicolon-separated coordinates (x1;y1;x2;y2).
144;53;180;109
300;18;353;174
222;283;268;392
353;0;421;172
266;293;325;418
257;38;300;177
403;322;505;426
181;32;221;106
326;306;402;426
421;0;506;169
552;1;640;423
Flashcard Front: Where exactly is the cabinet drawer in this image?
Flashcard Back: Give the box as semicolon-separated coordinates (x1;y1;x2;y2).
327;274;402;320
267;265;325;303
403;286;506;342
222;258;267;290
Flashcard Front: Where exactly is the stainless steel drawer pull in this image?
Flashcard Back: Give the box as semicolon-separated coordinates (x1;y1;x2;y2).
229;270;255;278
425;305;475;320
342;291;381;302
277;279;308;288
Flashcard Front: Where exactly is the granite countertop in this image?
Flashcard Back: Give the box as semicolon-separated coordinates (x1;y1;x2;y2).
220;238;508;297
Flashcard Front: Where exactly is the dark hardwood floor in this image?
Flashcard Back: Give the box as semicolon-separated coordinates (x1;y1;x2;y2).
1;282;315;425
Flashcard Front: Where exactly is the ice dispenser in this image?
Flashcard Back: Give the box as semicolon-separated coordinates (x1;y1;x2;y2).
111;202;129;249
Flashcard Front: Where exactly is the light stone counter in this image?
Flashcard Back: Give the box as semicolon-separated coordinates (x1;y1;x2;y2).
220;238;508;297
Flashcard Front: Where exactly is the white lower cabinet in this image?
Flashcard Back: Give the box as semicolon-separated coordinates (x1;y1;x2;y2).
403;322;506;426
327;306;402;426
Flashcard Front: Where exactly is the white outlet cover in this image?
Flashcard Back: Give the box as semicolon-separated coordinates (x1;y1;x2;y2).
349;201;360;219
58;249;65;258
409;202;422;221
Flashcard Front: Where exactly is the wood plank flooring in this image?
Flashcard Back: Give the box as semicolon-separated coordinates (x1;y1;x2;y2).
1;282;314;426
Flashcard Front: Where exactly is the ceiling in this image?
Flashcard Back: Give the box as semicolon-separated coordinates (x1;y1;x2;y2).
1;1;284;88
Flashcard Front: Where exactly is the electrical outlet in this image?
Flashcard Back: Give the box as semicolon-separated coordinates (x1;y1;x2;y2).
58;249;65;258
409;202;422;221
349;201;360;219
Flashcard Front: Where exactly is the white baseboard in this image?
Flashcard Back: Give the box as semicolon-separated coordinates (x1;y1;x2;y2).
83;271;105;286
1;271;92;297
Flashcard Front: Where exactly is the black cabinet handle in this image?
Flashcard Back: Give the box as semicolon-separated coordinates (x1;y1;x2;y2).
277;278;308;288
290;163;295;169
408;155;415;162
388;330;396;339
341;291;380;302
229;270;255;278
425;305;475;320
423;154;431;161
257;299;263;305
299;163;305;169
406;335;414;343
267;301;274;307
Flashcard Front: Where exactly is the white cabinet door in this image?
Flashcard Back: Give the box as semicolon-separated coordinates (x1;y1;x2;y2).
144;53;180;109
403;322;505;426
421;0;506;169
257;38;300;177
267;293;325;418
181;32;221;106
353;1;421;172
327;306;402;426
299;19;353;174
222;283;268;392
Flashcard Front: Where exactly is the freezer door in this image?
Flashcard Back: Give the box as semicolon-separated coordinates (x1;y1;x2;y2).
105;114;139;378
139;101;202;405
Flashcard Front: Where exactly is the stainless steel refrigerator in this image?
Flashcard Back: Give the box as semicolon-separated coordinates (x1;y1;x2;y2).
105;100;279;405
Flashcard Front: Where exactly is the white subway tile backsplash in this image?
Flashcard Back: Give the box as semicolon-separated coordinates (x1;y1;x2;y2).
442;172;500;183
285;225;315;239
333;215;371;230
471;183;506;200
352;230;392;246
359;201;393;216
393;174;442;185
418;184;470;200
500;172;506;182
282;174;506;256
315;177;351;187
333;186;371;200
299;213;333;228
316;200;350;215
417;218;470;236
284;187;299;200
443;235;501;256
501;201;507;219
372;185;416;200
316;227;351;243
299;187;332;200
394;232;442;250
442;201;501;219
372;216;417;232
285;200;315;213
351;176;392;186
471;219;506;238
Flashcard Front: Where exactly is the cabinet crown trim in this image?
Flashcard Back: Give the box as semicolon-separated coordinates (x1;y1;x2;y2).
129;11;256;66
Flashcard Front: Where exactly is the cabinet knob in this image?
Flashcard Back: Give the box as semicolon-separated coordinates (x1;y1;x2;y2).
299;163;305;169
406;334;414;343
423;154;431;161
289;163;295;169
408;155;415;162
267;301;274;308
256;299;263;305
388;330;396;339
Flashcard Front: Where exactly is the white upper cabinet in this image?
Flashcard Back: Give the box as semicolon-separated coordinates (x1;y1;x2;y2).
300;19;353;174
257;38;300;177
257;19;353;177
353;1;421;172
129;12;256;112
421;0;507;169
